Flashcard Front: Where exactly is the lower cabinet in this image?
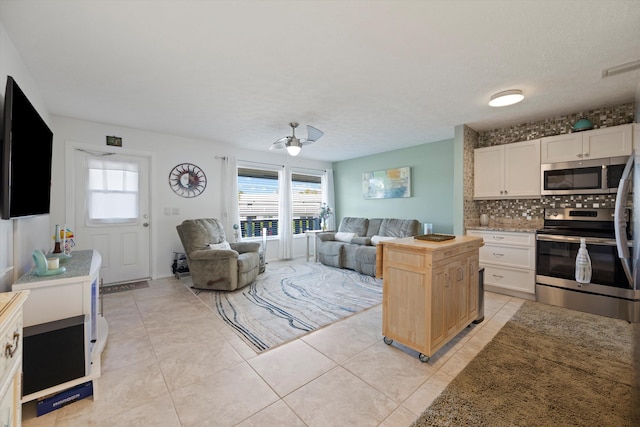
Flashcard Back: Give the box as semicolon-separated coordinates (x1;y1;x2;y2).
0;291;29;427
379;236;482;361
466;229;536;297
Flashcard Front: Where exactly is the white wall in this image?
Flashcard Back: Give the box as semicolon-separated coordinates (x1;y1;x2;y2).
0;22;53;291
51;116;332;279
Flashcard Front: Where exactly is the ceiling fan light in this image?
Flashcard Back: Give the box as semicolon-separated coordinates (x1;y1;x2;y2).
489;89;524;107
286;143;301;156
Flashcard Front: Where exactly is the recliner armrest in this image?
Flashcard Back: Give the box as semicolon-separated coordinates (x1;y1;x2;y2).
230;242;261;253
350;236;371;246
317;232;337;242
189;249;239;260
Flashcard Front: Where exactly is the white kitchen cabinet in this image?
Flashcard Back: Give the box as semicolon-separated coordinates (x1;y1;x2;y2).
633;123;640;151
466;229;536;297
474;139;541;199
541;123;632;163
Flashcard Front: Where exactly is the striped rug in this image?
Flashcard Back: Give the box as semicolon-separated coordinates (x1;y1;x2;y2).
188;262;382;352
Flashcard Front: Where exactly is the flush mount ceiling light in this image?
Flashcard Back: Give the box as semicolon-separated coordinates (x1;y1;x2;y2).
488;89;524;107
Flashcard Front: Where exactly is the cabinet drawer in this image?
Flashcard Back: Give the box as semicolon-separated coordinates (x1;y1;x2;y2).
467;230;535;247
481;264;535;294
479;244;535;269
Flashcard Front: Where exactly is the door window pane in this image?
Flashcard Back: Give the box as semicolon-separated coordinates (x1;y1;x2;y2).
87;158;139;225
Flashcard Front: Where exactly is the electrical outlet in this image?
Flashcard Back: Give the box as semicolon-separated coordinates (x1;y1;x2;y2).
172;208;180;215
164;208;171;216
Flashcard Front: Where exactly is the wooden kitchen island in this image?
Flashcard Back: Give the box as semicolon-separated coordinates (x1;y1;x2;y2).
376;235;484;362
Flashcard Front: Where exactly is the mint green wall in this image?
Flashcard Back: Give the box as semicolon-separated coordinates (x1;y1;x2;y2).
333;139;455;234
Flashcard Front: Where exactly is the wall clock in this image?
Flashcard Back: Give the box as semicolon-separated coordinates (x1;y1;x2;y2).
169;163;207;198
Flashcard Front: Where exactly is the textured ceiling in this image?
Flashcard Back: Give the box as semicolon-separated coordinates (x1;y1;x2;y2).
1;0;639;162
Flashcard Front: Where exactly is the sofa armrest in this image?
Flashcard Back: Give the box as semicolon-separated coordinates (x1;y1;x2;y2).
230;241;261;254
189;249;239;260
350;236;371;246
317;232;337;242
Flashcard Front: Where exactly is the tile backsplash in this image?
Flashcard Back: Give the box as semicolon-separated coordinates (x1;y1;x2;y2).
464;102;635;230
470;194;620;229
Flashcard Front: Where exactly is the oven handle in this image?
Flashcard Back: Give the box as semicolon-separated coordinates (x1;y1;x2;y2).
536;234;632;247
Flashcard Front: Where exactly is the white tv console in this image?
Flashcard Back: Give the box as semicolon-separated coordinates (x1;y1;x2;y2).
12;249;108;403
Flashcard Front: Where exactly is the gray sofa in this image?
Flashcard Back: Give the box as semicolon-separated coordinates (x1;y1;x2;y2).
316;217;420;276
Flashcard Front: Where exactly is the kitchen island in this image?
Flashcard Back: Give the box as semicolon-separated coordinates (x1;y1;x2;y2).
376;235;483;361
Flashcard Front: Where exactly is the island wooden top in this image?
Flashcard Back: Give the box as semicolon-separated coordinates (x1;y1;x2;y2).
376;235;483;278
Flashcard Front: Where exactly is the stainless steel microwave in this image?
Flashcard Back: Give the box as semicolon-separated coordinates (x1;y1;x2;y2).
541;156;628;195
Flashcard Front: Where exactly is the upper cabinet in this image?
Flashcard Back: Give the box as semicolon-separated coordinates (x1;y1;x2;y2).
541;124;633;163
474;139;541;199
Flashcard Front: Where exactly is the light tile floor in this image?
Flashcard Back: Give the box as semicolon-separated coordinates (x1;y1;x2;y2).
22;260;525;427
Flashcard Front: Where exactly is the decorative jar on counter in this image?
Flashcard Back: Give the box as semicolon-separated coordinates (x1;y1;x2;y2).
479;214;489;226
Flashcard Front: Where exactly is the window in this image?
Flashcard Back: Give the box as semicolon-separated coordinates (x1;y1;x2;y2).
292;173;322;234
86;158;139;225
238;167;279;238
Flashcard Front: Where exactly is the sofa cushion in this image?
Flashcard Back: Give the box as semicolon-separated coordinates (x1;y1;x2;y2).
365;218;384;237
379;218;420;237
371;235;396;245
335;232;355;242
338;217;369;237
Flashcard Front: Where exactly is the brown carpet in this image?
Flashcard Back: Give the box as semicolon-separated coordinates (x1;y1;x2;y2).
101;280;150;294
412;301;635;427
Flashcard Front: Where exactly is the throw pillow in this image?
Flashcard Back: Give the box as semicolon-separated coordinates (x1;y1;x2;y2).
334;232;355;243
208;241;231;250
371;235;396;245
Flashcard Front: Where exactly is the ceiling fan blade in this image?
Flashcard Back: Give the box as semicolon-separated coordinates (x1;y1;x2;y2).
269;136;290;150
305;125;324;143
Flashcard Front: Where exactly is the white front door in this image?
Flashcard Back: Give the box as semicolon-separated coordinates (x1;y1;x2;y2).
73;148;151;284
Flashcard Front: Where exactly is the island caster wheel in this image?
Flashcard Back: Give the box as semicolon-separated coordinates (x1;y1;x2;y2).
383;337;393;345
418;353;430;363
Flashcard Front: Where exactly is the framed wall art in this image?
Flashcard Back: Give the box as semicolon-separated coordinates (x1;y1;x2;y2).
362;166;411;199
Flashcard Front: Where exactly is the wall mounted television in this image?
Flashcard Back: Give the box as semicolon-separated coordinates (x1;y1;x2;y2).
1;76;53;219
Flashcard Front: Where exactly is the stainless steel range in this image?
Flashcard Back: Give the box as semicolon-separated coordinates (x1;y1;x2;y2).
536;207;640;322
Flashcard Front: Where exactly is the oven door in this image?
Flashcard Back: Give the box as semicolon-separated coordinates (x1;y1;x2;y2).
536;234;633;298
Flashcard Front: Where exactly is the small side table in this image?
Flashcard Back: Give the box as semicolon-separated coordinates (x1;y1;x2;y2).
305;230;333;262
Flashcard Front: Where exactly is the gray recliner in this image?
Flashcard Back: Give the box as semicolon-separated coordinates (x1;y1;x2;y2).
176;218;260;291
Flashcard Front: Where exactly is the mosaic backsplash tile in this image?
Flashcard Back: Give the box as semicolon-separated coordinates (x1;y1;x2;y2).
463;102;636;230
477;103;635;147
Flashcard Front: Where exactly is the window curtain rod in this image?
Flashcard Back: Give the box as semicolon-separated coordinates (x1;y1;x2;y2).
216;156;284;168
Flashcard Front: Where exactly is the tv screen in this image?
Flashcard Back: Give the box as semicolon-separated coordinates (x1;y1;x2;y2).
1;76;53;219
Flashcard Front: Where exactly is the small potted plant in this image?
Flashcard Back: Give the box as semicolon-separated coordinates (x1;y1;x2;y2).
319;204;333;231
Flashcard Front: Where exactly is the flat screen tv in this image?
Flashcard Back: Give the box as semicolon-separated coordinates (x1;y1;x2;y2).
1;76;53;219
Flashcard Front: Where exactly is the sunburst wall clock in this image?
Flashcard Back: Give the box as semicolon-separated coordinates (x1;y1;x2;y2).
169;163;207;198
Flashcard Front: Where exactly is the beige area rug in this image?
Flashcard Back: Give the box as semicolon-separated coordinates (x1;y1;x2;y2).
412;301;636;427
188;261;382;352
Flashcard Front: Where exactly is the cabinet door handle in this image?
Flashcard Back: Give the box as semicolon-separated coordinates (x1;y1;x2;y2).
583;152;590;158
492;274;504;279
577;153;583;158
504;190;508;195
5;332;19;358
457;267;464;281
492;253;504;257
492;236;504;240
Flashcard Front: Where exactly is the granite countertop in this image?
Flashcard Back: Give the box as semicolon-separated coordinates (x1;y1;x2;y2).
466;225;540;234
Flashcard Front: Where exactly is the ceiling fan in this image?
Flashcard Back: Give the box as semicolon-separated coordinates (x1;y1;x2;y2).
269;122;324;156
